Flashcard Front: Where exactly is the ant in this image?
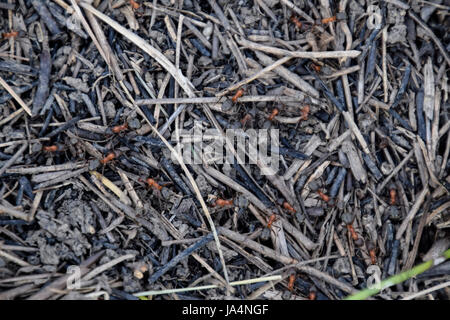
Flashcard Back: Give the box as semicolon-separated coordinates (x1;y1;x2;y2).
310;63;322;73
2;31;18;39
213;198;234;207
267;108;279;121
129;0;140;9
367;241;377;265
111;122;128;134
283;201;296;214
267;213;278;229
288;273;296;292
290;15;303;29
290;14;342;32
321;16;337;24
347;223;359;242
232;88;245;103
316;189;335;206
138;177;165;208
145;178;162;191
42;144;64;153
341;213;363;246
137;176;163;192
100;151;117;165
317;190;330;203
389;188;397;205
299;105;310;121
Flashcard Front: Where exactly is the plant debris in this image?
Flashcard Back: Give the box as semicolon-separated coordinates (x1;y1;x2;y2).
0;0;449;300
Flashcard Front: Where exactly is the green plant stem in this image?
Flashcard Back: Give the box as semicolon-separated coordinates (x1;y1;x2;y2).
345;249;450;300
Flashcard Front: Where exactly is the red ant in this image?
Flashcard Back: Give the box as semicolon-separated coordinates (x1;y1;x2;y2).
310;63;321;73
342;213;362;245
129;0;140;9
317;190;330;203
111;122;128;134
389;188;397;205
347;224;359;242
232;88;244;103
290;14;340;32
2;31;18;39
290;15;303;29
369;248;377;265
213;198;234;207
267;213;278;229
283;202;296;214
367;241;377;265
267;108;279;121
42;144;64;152
288;273;296;292
145;178;162;191
100;152;116;165
299;105;310;121
321;16;337;24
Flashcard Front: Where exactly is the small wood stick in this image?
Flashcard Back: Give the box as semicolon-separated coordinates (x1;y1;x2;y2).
0;76;32;116
0;204;29;221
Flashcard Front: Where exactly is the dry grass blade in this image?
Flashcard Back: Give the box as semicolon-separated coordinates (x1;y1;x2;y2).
237;37;361;59
0;76;32;116
133;275;282;297
217;56;293;97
